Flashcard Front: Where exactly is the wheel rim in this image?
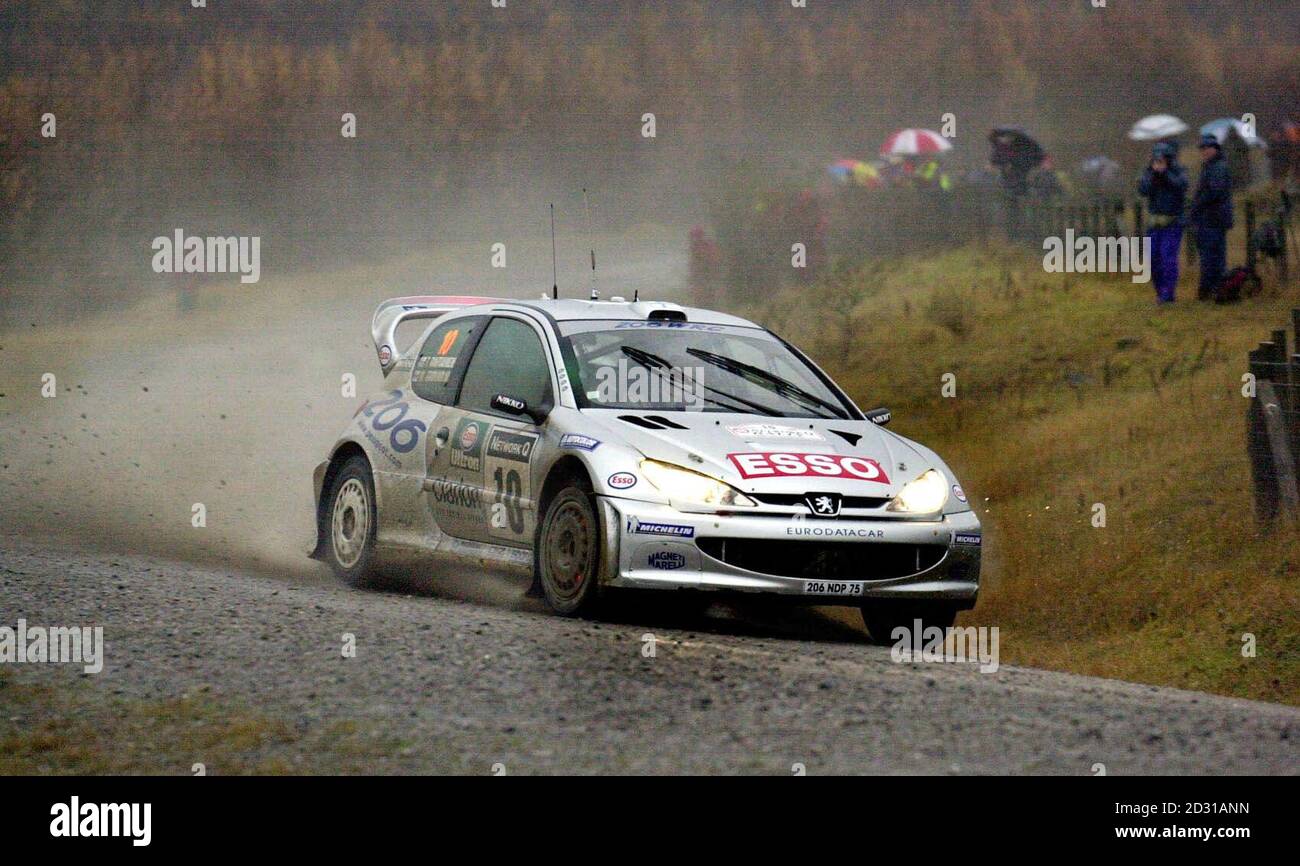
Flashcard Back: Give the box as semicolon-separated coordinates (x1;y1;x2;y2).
331;477;370;570
543;499;594;601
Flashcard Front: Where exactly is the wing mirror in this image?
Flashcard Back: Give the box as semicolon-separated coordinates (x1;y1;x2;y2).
865;407;891;426
491;393;551;426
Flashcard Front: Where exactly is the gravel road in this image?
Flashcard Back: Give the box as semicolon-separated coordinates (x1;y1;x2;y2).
1;253;1295;775
3;536;1296;775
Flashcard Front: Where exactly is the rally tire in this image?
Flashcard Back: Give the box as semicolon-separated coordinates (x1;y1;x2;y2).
536;482;603;616
860;603;958;646
324;455;380;588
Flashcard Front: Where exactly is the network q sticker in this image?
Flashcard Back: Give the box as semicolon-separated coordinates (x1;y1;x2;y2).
726;423;824;441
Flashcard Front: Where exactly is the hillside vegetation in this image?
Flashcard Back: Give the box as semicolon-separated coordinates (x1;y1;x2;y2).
755;246;1300;704
3;0;1297;313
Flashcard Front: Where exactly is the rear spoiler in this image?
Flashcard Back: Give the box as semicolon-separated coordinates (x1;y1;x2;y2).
370;295;503;376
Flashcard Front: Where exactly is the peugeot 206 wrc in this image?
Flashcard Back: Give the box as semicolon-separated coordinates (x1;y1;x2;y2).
310;295;981;639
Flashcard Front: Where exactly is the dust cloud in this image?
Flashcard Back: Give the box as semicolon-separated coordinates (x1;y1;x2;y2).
0;227;686;581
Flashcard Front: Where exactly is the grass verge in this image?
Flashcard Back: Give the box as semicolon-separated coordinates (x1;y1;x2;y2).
754;244;1300;704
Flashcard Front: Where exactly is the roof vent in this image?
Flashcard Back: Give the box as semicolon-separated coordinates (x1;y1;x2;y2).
647;309;687;323
619;415;666;430
645;415;688;429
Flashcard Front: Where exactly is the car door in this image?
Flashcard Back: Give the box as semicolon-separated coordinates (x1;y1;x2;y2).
405;315;489;542
425;315;554;547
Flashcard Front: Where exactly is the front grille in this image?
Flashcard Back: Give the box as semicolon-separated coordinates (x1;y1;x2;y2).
696;538;944;580
750;493;891;510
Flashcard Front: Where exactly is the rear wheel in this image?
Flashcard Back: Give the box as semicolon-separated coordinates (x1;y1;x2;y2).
536;482;603;616
860;602;957;646
324;456;379;587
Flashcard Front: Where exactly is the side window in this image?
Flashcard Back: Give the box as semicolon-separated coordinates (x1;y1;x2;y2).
457;318;552;415
411;316;483;404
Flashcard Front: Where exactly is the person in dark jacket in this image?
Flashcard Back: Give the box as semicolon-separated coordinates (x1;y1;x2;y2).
1138;141;1188;303
1190;133;1234;300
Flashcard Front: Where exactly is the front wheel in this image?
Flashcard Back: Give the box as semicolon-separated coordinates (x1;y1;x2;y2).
536;483;603;616
860;602;958;646
324;456;379;587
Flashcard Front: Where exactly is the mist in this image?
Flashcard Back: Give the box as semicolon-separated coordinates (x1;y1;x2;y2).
1;0;1297;574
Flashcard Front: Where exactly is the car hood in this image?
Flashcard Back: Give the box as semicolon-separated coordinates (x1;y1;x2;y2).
578;409;930;496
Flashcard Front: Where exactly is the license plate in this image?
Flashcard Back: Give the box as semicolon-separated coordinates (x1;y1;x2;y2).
802;580;864;597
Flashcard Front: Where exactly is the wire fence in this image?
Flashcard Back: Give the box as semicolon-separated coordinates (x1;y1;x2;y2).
1023;195;1292;285
1248;309;1300;523
696;186;1294;307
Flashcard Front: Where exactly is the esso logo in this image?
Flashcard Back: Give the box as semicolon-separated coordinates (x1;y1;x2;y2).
608;472;637;490
727;452;891;484
459;425;479;450
378;345;393;365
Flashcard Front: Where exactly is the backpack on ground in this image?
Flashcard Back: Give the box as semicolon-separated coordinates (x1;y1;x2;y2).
1214;265;1262;304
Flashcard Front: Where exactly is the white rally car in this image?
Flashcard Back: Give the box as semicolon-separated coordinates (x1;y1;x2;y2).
310;295;981;639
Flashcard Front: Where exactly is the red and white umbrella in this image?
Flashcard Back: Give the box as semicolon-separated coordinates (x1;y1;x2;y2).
880;128;953;157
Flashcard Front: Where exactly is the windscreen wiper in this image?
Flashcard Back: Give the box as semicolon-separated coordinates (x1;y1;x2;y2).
619;345;782;416
685;348;847;419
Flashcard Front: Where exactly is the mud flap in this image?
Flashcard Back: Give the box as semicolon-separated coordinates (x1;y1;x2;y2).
308;459;330;559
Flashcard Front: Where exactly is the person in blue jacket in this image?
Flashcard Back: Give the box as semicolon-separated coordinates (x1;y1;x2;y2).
1190;133;1234;300
1138;141;1188;303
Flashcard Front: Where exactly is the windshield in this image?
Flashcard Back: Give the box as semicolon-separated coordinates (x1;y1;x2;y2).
557;320;855;419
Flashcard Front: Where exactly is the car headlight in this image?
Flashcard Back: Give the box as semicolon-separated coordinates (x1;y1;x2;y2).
886;469;949;513
639;460;756;508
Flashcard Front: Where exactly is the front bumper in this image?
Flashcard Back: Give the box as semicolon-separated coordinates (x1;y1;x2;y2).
599;498;981;607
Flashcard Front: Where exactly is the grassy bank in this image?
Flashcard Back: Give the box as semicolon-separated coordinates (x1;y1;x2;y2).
754;244;1300;704
0;669;409;774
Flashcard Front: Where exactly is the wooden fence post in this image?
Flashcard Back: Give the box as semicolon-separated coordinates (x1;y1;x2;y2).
1281;203;1291;283
1249;347;1277;522
1272;328;1291;455
1258;379;1300;517
1290;309;1300;475
1250;329;1300;521
1246;200;1257;272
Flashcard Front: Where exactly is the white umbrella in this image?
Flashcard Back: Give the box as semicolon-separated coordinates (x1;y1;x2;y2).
1200;118;1267;149
1128;114;1189;141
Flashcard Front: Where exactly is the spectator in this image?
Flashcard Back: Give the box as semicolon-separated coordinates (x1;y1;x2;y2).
1138;141;1188;304
687;225;722;305
1190;133;1233;300
1266;120;1299;184
989;128;1044;240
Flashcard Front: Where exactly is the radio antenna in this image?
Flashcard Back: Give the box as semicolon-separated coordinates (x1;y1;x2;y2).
583;188;598;300
549;203;558;300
